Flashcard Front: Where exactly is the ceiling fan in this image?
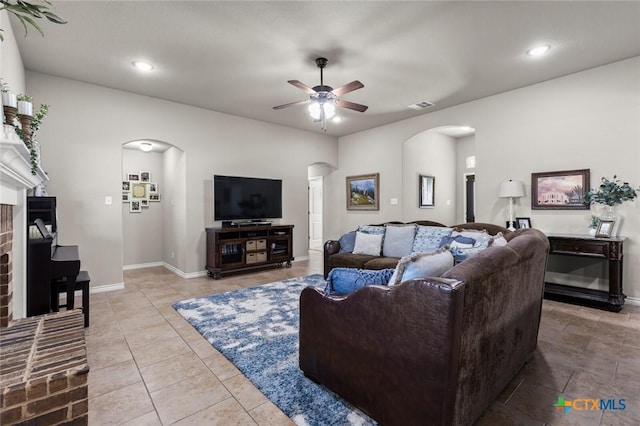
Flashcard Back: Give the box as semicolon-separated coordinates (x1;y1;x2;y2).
273;57;368;131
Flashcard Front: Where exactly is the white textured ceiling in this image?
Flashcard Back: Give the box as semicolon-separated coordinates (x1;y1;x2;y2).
11;1;640;137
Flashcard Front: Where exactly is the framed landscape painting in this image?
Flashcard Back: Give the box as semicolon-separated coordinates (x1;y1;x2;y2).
346;173;379;210
531;169;590;210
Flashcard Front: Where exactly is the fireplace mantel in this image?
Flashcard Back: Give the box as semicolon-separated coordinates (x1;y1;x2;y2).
1;124;48;320
1;124;47;203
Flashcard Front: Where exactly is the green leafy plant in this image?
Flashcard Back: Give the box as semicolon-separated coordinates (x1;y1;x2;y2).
0;78;8;93
584;176;639;207
15;103;48;175
0;0;66;41
17;93;33;102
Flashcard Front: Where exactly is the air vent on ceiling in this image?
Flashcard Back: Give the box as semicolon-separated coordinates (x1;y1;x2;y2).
408;101;434;111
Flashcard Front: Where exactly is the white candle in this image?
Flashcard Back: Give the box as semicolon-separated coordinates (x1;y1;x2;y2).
17;100;32;116
2;92;17;108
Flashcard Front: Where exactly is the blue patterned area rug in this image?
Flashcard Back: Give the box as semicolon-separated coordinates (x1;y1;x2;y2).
172;274;376;426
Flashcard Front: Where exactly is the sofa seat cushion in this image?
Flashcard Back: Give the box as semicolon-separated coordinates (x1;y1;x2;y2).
326;267;395;295
328;253;378;270
363;256;401;270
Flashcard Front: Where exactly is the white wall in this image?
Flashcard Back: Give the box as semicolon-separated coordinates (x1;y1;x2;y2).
122;149;164;266
26;72;338;287
331;57;640;298
163;146;187;272
0;10;26;94
402;130;456;224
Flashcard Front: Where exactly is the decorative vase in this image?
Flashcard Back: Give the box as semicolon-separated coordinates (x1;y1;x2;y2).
17;100;33;116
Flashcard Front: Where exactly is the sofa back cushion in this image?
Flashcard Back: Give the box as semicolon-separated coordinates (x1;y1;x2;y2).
389;247;454;286
412;226;453;254
352;231;384;256
382;224;417;258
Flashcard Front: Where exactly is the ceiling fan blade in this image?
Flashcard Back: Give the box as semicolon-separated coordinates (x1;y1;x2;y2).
273;99;310;110
331;80;364;97
288;80;317;95
336;100;368;112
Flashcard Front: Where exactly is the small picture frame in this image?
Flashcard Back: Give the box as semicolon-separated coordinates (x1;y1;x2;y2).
128;173;140;181
346;173;380;211
122;192;130;202
122;181;130;191
131;183;147;200
140;171;151;182
595;220;615;238
419;174;435;208
149;193;160;202
130;201;141;212
141;199;149;207
516;217;532;229
149;183;158;193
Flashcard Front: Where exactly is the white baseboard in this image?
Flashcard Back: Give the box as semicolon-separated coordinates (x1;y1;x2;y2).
123;262;163;271
625;297;640;306
59;282;125;302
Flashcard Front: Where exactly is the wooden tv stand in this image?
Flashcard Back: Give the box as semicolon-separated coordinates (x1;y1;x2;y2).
205;224;294;279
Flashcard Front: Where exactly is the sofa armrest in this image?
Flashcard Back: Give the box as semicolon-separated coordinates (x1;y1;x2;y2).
299;278;464;425
323;239;341;278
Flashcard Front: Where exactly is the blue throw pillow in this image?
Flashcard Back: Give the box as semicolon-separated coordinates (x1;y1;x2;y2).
338;231;357;253
439;235;476;248
326;268;395;295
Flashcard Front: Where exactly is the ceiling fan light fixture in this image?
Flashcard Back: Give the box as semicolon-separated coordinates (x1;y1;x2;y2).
308;101;336;120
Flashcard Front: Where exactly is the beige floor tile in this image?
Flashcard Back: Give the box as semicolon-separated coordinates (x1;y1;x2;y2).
140;351;210;392
89;381;155;425
86;337;133;369
130;334;194;368
173;397;258;426
249;400;296;426
150;372;232;425
119;411;162;426
88;359;142;399
223;374;268;411
203;350;242;381
475;400;546;426
122;321;181;349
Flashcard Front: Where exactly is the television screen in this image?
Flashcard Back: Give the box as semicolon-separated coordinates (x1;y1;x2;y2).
214;175;282;221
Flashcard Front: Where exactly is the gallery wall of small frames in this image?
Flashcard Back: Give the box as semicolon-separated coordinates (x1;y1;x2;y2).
122;171;161;213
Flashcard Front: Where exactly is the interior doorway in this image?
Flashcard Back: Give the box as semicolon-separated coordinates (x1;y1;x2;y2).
308;177;323;249
464;173;476;223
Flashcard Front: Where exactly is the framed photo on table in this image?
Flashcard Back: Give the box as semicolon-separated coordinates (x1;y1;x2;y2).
516;217;531;229
596;220;615;238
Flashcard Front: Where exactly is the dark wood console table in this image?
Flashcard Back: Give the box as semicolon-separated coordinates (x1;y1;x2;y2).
545;234;625;312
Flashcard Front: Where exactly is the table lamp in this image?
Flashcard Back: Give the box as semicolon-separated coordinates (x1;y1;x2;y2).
499;180;525;231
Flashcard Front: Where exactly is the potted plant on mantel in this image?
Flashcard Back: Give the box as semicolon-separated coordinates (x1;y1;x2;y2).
584;176;639;236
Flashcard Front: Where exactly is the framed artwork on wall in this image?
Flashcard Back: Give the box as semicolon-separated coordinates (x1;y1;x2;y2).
122;181;130;191
131;183;147;200
346;173;379;211
122;192;130;202
531;169;590;210
128;173;140;181
419;174;435;208
130;201;141;212
140;171;151;182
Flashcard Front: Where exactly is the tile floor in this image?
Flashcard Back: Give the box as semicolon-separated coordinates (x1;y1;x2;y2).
81;251;640;425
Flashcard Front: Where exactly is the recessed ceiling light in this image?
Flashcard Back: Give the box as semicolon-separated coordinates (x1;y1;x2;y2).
527;45;551;57
332;116;342;123
132;61;154;71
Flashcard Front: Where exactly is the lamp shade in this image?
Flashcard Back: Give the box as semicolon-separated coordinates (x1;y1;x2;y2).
499;180;525;198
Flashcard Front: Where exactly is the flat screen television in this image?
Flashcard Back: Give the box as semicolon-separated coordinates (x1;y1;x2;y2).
214;175;282;221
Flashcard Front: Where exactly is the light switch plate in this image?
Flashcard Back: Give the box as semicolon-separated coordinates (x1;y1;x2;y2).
105;196;112;205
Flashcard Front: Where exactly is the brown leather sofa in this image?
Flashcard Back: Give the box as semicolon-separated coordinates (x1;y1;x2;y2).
324;221;510;278
300;228;550;425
